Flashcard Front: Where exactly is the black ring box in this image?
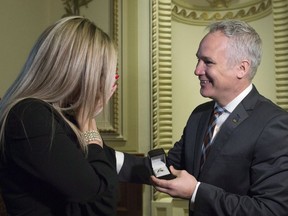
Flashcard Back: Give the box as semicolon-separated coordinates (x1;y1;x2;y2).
148;148;175;180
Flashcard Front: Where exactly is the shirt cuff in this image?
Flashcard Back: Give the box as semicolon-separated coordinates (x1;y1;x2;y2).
190;182;201;210
115;151;124;174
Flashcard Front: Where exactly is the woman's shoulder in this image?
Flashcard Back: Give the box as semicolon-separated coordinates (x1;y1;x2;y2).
12;98;51;110
8;98;58;123
6;98;70;139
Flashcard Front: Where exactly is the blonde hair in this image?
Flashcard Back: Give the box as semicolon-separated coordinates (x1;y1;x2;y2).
0;16;117;153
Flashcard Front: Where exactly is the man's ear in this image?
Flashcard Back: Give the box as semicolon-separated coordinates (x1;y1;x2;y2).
237;60;250;79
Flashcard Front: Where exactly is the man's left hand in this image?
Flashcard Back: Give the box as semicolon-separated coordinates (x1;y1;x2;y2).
150;166;198;199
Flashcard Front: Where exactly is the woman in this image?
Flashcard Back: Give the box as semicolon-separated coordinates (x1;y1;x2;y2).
0;16;120;216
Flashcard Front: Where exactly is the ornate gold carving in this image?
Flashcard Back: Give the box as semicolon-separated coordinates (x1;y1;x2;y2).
207;0;232;8
172;0;272;25
274;0;288;110
99;0;122;138
61;0;93;17
100;0;120;134
152;0;174;200
111;0;120;134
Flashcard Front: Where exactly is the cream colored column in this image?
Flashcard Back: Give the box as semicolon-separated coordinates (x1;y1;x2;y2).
151;0;190;215
274;0;288;110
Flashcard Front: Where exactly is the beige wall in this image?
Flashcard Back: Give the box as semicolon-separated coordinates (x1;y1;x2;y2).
0;0;114;97
0;0;62;97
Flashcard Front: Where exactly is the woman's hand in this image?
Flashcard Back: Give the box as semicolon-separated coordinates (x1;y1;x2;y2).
76;108;103;147
94;74;119;116
76;74;120;146
94;84;118;116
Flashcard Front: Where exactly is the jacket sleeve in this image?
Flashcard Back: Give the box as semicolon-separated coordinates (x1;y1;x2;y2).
118;152;152;184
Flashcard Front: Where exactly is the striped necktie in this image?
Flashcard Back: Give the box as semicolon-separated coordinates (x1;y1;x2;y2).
200;106;225;168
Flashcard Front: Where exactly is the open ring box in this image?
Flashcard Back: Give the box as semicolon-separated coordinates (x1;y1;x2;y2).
148;148;175;180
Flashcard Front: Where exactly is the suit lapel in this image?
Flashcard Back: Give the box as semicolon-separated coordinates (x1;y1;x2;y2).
199;103;249;178
193;86;261;179
198;85;261;179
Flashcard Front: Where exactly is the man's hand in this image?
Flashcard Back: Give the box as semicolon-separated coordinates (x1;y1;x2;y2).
150;166;198;199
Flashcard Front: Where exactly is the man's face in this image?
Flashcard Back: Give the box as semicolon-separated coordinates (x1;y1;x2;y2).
194;31;242;106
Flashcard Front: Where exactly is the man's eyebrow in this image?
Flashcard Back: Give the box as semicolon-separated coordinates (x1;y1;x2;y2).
196;54;213;62
203;56;213;61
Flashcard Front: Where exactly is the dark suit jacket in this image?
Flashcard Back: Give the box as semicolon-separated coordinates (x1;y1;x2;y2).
167;86;288;216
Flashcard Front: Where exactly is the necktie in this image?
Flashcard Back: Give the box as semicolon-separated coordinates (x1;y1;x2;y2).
200;106;225;168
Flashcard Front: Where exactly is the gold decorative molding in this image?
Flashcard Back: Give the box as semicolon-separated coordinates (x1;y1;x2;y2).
61;0;93;17
152;198;189;216
172;0;272;25
152;0;173;200
111;0;120;134
100;0;124;142
101;0;120;134
274;0;288;110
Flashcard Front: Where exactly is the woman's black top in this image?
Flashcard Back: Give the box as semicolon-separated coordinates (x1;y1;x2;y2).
0;98;118;216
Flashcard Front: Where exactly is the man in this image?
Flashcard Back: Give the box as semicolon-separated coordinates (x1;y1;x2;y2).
149;20;288;215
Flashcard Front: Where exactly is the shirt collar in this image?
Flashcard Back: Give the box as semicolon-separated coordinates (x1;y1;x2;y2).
216;84;253;113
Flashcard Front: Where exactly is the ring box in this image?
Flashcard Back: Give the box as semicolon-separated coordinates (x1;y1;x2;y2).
148;148;175;180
